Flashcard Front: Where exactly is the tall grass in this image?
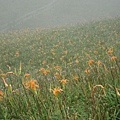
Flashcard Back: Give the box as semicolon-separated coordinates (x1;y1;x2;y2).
0;17;120;119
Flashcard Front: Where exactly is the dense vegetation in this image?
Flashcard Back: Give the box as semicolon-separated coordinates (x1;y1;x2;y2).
0;17;120;120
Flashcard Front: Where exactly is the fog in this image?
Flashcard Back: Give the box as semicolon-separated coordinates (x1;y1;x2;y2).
0;0;120;32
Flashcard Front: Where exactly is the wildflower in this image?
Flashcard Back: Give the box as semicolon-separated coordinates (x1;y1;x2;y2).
1;72;14;77
0;90;3;100
59;79;67;84
52;87;63;96
96;61;102;66
14;51;19;56
42;60;46;65
86;54;90;57
24;80;39;91
54;65;61;70
24;73;30;77
60;56;64;61
88;59;94;65
54;72;60;79
111;56;117;60
85;68;90;74
16;51;19;54
107;47;113;54
0;74;6;77
51;49;54;53
73;76;79;81
16;51;19;55
51;49;55;55
0;90;3;96
39;68;50;75
39;68;45;72
75;59;79;64
42;69;50;75
94;50;98;54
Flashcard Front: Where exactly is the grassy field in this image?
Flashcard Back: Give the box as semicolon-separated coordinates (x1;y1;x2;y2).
0;17;120;119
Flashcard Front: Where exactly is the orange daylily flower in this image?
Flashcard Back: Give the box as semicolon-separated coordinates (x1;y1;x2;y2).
24;73;30;77
54;72;60;79
94;50;98;54
0;90;3;95
39;68;45;72
75;59;79;64
0;74;6;77
86;54;90;57
14;51;19;56
54;65;61;70
59;79;67;84
111;56;117;60
96;61;102;66
24;80;39;91
0;90;3;100
107;47;113;54
85;68;90;74
52;87;63;96
60;56;64;61
73;76;79;81
88;59;94;65
42;60;46;65
39;68;50;75
0;72;14;78
42;69;50;75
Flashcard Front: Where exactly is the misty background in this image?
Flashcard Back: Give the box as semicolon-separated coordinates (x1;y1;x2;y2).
0;0;120;32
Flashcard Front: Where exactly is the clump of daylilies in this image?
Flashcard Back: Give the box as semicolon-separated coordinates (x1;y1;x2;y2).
106;47;113;54
39;68;50;75
23;73;39;92
59;78;67;84
50;87;63;96
24;79;39;91
73;76;79;81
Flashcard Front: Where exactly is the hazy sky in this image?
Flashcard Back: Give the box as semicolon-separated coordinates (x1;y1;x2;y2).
0;0;120;32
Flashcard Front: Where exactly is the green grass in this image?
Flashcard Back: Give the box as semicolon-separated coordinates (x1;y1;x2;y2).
0;17;120;120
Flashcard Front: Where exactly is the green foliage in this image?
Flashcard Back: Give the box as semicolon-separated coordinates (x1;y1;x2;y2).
0;17;120;119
